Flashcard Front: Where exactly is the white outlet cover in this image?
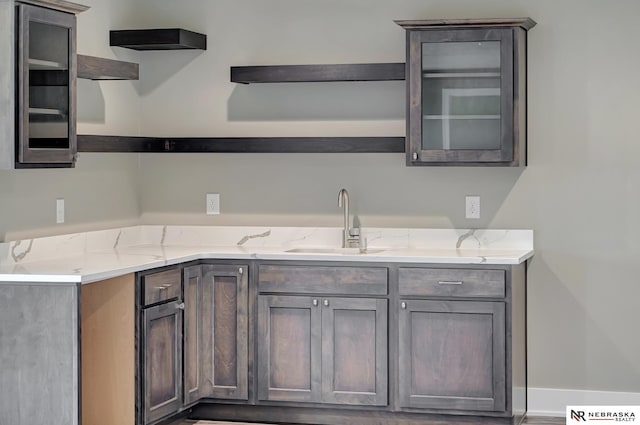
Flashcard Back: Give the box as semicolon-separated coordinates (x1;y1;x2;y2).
465;196;480;219
206;193;220;215
56;198;65;224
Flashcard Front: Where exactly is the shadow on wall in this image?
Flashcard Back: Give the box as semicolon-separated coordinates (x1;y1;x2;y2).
137;50;204;96
528;253;640;391
77;78;106;123
227;81;405;121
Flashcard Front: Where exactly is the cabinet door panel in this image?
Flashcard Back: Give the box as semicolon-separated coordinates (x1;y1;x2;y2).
322;298;387;406
142;302;182;424
398;300;505;412
201;265;248;400
183;266;202;405
257;295;321;402
17;4;77;166
406;27;515;164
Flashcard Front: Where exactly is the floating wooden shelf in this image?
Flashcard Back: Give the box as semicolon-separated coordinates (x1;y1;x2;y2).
77;55;139;80
110;28;207;51
77;135;405;154
231;63;405;84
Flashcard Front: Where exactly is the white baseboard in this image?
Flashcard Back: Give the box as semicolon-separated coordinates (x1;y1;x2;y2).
528;388;640;417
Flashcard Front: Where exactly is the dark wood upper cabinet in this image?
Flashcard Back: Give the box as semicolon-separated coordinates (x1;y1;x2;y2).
396;18;535;166
15;2;81;168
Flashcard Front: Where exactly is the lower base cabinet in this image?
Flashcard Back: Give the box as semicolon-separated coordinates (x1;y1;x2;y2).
135;261;525;425
142;301;183;424
199;264;249;400
138;263;249;425
257;295;388;406
398;299;506;411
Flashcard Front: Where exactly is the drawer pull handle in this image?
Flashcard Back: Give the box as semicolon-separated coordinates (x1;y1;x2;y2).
438;281;463;285
155;284;172;291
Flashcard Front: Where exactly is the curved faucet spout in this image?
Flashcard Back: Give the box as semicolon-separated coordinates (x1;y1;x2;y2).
338;188;360;248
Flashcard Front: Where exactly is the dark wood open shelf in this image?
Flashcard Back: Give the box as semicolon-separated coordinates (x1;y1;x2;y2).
110;28;207;51
231;63;405;84
77;55;139;80
77;135;405;153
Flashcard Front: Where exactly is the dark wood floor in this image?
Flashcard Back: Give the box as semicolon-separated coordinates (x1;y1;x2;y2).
180;417;564;425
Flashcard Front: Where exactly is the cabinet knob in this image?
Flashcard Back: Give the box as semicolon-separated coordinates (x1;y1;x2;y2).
238;267;243;275
323;299;330;307
412;152;418;161
176;303;185;310
312;299;319;307
401;302;407;310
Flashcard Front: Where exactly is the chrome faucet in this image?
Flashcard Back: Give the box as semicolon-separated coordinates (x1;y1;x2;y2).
338;188;361;248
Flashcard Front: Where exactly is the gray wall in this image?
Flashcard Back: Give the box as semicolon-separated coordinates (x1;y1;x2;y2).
0;0;637;396
0;0;142;240
132;0;640;394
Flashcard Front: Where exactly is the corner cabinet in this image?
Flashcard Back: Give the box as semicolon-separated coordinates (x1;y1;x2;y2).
396;18;536;166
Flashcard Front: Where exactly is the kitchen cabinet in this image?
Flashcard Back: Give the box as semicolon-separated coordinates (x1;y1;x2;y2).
0;0;87;169
396;266;526;417
256;264;388;406
396;18;535;166
398;299;505;411
138;268;184;425
199;264;249;401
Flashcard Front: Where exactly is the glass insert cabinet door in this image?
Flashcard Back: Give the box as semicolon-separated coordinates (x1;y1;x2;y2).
16;3;77;167
405;27;519;165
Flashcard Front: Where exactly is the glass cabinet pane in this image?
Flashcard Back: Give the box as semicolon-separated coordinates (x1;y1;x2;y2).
421;41;501;151
28;21;70;150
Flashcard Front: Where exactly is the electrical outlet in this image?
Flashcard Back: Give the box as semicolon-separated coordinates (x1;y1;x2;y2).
56;198;65;224
206;193;220;215
465;196;480;219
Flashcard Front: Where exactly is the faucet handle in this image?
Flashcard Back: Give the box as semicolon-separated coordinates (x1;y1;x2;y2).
349;227;360;237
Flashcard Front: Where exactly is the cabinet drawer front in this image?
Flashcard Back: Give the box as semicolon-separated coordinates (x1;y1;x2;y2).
143;269;181;306
399;268;505;298
258;265;388;295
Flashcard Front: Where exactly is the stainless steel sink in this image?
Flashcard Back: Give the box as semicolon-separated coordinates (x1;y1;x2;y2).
285;247;384;255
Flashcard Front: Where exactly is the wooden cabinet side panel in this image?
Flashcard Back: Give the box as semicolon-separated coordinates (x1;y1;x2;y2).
183;266;203;405
81;274;135;425
0;283;79;425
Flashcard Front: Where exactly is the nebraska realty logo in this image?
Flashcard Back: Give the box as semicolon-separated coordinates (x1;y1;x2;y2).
567;406;639;423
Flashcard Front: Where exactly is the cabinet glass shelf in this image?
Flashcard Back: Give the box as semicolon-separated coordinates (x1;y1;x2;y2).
424;115;500;120
28;58;68;70
29;107;66;115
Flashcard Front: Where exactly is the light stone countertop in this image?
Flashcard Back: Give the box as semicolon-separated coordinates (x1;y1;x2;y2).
0;225;534;284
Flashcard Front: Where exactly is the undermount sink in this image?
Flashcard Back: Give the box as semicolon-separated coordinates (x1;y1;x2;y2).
285;247;384;255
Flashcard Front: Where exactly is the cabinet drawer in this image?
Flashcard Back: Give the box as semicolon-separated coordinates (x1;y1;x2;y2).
399;268;505;298
142;269;181;306
258;265;388;295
